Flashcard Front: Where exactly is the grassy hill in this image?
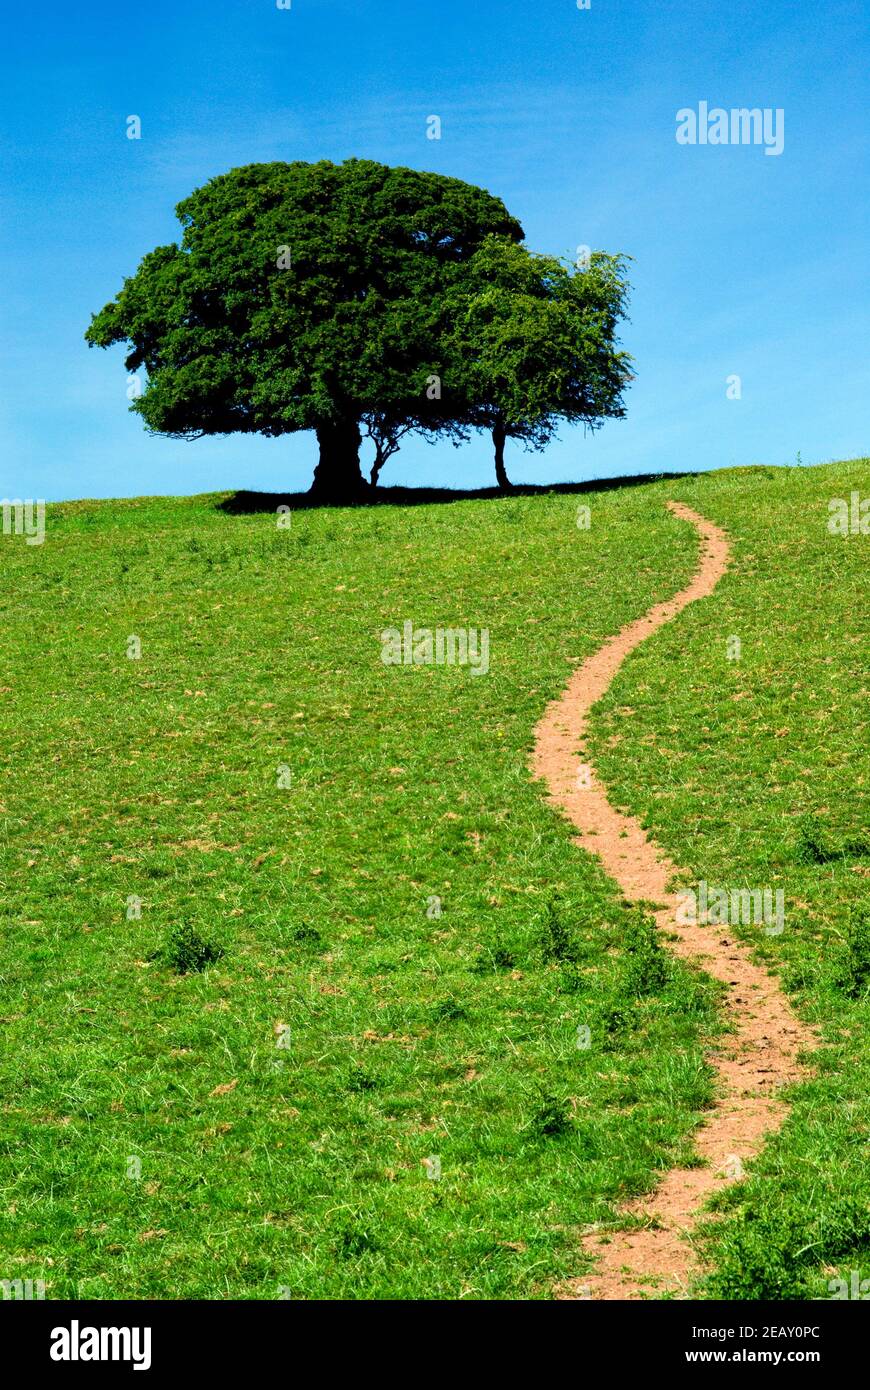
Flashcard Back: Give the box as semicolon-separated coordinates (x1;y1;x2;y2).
0;457;867;1299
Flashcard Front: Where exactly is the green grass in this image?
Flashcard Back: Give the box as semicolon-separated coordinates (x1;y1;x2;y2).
0;457;866;1299
589;457;870;1299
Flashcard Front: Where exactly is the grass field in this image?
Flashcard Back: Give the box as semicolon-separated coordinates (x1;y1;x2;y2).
590;458;870;1299
0;457;867;1299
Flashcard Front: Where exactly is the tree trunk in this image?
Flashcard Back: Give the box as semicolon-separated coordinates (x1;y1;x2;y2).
493;422;512;491
309;420;369;502
370;445;387;487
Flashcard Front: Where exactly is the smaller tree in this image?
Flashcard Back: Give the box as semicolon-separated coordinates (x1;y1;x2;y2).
445;238;633;489
363;408;471;487
363;413;413;487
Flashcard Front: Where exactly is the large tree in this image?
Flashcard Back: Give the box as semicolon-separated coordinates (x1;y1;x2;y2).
85;159;522;501
443;237;633;489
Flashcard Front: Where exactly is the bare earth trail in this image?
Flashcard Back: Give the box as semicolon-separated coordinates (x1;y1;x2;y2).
532;502;815;1300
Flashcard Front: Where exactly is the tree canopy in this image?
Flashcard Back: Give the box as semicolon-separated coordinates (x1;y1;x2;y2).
86;159;631;499
443;236;632;487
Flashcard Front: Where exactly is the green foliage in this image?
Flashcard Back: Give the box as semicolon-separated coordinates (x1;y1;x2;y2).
162;923;225;974
835;908;870;1000
445;236;632;446
700;1198;870;1300
794;812;836;864
599;1003;635;1045
84;160;631;493
530;1093;574;1138
85;159;521;446
540;895;580;964
620;911;671;997
795;812;870;865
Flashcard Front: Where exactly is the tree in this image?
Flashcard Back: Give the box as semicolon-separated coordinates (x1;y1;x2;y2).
443;237;632;489
85;159;522;501
362;409;469;487
363;413;412;488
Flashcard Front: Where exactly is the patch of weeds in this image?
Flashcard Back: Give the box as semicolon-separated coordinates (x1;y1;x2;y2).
620;911;670;997
651;1051;715;1110
335;1221;379;1257
700;1213;804;1299
430;996;468;1024
701;1198;870;1300
289;923;323;947
794;811;867;861
346;1067;379;1093
780;959;820;994
794;813;869;865
529;1092;574;1138
540;895;579;964
599;1002;635;1048
472;943;516;974
555;960;588;994
795;813;837;864
162;923;225;975
834;908;870;999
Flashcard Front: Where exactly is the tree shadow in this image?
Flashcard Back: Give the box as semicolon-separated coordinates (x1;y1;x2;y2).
217;471;695;514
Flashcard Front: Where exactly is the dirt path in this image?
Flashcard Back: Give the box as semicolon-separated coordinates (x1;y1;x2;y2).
531;502;814;1300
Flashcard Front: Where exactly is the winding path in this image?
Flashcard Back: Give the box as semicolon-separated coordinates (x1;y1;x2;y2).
531;502;813;1300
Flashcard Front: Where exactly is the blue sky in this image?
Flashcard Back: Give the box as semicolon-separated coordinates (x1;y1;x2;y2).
1;0;867;501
